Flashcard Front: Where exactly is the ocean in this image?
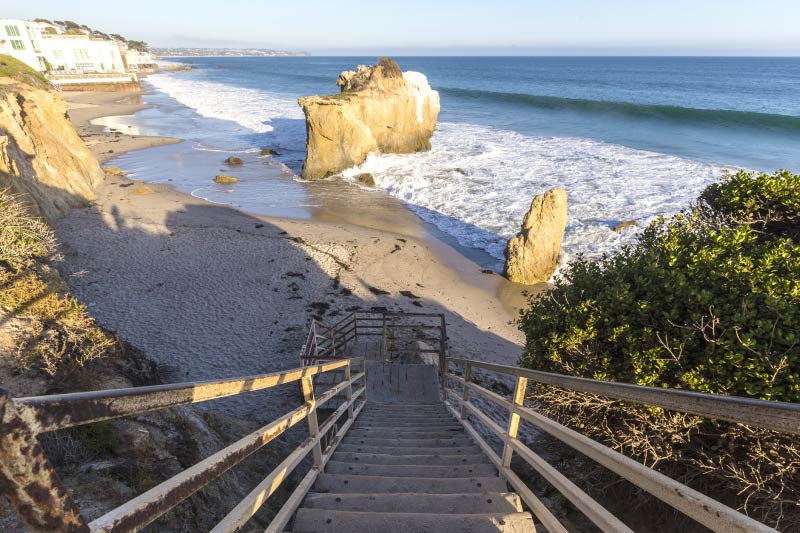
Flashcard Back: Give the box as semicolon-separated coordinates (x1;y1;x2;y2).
100;56;800;274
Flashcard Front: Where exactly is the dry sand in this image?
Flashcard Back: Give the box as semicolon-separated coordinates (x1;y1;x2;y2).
55;91;537;418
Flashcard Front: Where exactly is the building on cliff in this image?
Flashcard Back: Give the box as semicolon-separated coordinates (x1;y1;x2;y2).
0;18;139;90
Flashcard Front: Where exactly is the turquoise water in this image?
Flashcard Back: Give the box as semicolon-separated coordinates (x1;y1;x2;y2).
108;56;800;271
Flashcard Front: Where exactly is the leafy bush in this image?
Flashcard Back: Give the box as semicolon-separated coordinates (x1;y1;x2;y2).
519;170;799;528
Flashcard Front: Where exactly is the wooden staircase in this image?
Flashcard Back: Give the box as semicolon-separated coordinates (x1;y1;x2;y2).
292;401;537;532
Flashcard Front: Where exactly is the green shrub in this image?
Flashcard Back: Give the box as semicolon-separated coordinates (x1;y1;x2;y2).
518;170;800;528
520;170;799;401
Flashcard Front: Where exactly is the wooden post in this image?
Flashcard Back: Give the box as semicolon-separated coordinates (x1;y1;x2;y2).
441;357;449;396
439;315;447;379
0;390;89;532
502;376;528;468
381;313;387;361
300;376;323;468
460;363;472;420
344;360;354;420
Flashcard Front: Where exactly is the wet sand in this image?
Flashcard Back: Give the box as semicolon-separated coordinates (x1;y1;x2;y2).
63;89;181;164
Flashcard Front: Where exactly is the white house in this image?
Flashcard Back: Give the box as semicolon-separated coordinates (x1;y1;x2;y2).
0;18;128;75
39;32;126;73
0;18;48;71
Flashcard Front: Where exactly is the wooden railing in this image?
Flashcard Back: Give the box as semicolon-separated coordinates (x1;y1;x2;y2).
0;358;366;532
443;357;798;533
300;311;447;370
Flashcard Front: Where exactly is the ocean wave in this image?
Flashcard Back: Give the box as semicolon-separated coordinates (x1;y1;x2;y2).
145;72;734;278
341;122;733;276
147;72;304;134
192;143;260;153
440;87;800;131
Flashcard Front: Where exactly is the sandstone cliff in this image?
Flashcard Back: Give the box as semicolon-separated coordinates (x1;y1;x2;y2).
298;58;440;180
0;59;104;221
504;188;568;284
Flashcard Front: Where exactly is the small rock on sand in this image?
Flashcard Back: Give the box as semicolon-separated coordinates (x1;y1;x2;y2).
103;166;127;177
357;173;376;187
613;220;638;232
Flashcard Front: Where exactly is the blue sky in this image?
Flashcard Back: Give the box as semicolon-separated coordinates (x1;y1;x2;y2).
7;0;800;55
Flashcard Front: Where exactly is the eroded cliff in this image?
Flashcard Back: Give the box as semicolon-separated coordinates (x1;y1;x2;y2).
298;58;440;179
0;57;104;221
504;187;568;284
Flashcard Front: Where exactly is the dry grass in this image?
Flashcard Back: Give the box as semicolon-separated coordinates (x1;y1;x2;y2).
0;191;56;264
530;385;800;531
0;190;116;379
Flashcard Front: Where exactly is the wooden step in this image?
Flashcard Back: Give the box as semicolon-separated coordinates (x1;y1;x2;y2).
314;474;508;494
324;461;497;478
300;491;522;513
341;436;474;448
353;421;463;430
292;509;536;532
347;428;465;439
336;444;481;455
332;452;491;465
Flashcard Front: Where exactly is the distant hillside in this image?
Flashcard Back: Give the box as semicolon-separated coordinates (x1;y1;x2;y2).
151;47;309;58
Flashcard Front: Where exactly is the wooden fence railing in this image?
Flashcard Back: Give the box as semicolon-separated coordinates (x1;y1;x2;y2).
300;311;447;369
0;357;366;532
443;357;798;533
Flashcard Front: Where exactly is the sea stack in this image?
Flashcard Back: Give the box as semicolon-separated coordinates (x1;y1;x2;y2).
503;188;568;284
298;58;440;180
0;59;104;221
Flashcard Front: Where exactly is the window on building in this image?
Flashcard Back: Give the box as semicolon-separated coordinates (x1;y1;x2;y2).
5;25;21;37
11;40;25;50
74;49;90;60
53;50;64;59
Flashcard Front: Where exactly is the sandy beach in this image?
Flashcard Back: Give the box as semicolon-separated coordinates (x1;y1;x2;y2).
55;90;534;419
63;89;181;164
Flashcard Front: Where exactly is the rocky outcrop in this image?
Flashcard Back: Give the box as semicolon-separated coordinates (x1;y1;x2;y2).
298;58;440;180
503;188;568;284
0;76;104;221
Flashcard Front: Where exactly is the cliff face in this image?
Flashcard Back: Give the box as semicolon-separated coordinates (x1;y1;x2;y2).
504;188;568;284
0;77;104;221
298;59;440;180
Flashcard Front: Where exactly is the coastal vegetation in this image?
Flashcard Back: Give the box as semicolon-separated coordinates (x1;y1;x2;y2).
0;55;49;90
0;190;116;381
519;170;799;528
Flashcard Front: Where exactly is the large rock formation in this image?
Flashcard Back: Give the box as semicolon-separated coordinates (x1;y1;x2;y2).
298;58;440;180
0;62;104;221
503;188;568;284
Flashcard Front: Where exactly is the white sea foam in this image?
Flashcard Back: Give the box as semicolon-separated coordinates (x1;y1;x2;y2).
146;71;732;276
341;122;732;275
147;72;304;135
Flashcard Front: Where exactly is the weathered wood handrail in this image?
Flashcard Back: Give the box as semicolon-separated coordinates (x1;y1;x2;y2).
444;357;786;533
300;311;448;373
0;358;367;532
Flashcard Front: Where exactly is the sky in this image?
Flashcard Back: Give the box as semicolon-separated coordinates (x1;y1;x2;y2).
6;0;800;56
